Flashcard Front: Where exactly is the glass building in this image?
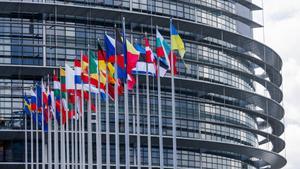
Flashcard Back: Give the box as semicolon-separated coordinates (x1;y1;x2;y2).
0;0;286;169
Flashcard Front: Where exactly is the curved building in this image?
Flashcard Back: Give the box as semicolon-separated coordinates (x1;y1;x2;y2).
0;0;286;169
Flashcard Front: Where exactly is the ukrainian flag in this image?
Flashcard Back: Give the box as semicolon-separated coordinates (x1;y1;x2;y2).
171;23;186;59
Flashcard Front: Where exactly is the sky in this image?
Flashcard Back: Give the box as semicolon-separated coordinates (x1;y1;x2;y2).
254;0;300;168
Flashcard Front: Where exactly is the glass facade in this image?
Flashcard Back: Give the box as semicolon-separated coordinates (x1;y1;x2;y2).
0;0;286;169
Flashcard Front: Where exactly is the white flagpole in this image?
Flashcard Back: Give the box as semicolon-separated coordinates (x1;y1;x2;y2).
30;87;34;169
135;65;141;169
70;75;74;169
95;81;101;169
54;86;59;169
41;79;46;169
155;26;164;168
104;32;111;169
24;93;28;169
145;32;152;168
66;74;70;169
60;66;66;169
36;83;39;169
47;75;52;169
170;18;178;169
70;93;74;169
123;17;130;169
96;41;102;169
157;59;164;168
74;62;78;169
87;46;93;169
80;51;86;169
70;91;74;169
114;25;120;169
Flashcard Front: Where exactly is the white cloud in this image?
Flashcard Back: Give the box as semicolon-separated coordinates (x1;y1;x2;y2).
258;0;300;168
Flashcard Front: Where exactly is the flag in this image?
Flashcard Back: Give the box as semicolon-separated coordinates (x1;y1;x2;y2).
74;58;82;86
126;39;139;73
60;67;68;124
64;64;77;119
66;64;75;93
156;29;170;68
132;43;156;76
89;50;99;87
36;84;42;112
81;54;89;84
98;38;115;85
60;68;66;98
30;89;37;111
41;82;49;124
170;22;186;58
42;82;48;106
97;38;106;72
145;36;156;64
104;34;116;62
53;71;60;99
53;71;61;123
23;95;32;116
156;29;178;76
128;74;136;90
116;28;127;82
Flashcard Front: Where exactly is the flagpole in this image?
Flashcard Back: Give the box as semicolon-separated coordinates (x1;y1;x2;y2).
53;70;59;169
170;18;177;169
24;93;28;169
122;17;130;169
96;39;102;169
114;24;120;169
60;66;66;169
42;79;46;169
104;31;111;169
70;87;75;169
80;51;86;169
87;46;93;169
70;88;74;169
79;51;83;169
156;26;164;168
135;62;141;169
65;69;70;169
54;95;59;169
95;78;101;169
47;75;52;169
144;32;152;168
35;83;39;169
74;61;78;169
95;63;99;169
30;87;34;169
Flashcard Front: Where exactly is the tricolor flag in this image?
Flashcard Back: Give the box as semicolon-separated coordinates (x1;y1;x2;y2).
156;29;178;76
60;67;68;124
74;58;82;86
156;30;169;77
89;50;99;88
53;71;61;123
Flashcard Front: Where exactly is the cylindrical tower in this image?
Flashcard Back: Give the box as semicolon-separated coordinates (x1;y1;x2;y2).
0;0;286;169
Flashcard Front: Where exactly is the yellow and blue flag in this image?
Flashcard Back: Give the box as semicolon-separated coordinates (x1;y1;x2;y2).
170;23;186;59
